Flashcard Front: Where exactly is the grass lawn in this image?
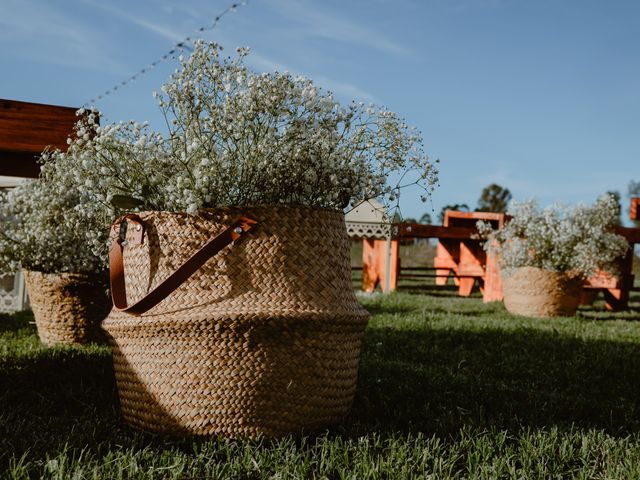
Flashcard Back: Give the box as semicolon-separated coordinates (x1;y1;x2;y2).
2;281;640;478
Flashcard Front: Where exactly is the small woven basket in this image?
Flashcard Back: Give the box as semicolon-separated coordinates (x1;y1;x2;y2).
102;205;370;437
23;270;111;346
502;266;583;317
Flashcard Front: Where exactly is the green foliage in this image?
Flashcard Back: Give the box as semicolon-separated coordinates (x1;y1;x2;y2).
418;212;433;224
2;289;640;478
476;183;512;213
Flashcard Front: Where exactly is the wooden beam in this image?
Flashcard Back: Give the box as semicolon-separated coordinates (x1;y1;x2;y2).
0;99;80;178
443;210;505;222
631;198;639;221
613;226;640;245
0;151;42;177
397;223;478;240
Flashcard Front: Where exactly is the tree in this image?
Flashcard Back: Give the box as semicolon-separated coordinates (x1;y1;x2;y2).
476;183;512;213
438;203;469;224
418;212;433;224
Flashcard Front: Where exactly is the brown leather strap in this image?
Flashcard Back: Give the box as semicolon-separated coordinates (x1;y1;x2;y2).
109;214;258;316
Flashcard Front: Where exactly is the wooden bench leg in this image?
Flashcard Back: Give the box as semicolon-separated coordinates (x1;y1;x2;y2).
580;290;598;306
458;277;476;297
362;239;380;292
435;268;450;286
482;250;503;302
435;240;458;286
361;238;398;293
603;288;629;311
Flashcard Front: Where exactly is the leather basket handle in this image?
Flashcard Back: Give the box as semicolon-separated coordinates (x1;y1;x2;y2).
109;213;259;316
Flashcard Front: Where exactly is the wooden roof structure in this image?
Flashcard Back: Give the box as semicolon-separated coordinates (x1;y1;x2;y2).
0;99;80;178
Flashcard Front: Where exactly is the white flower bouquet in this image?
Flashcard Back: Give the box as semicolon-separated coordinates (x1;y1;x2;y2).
0;177;110;345
41;40;438;260
478;194;629;279
35;41;440;435
0;178;104;275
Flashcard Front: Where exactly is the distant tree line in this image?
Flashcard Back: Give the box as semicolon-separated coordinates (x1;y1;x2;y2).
412;180;640;226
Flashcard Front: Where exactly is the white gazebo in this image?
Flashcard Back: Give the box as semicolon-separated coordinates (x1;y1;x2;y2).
345;199;397;293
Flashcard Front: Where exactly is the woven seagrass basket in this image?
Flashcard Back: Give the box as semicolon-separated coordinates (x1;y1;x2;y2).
102;205;370;437
23;270;110;346
502;266;583;317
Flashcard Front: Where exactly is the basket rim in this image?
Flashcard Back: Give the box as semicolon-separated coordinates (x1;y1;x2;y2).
123;204;346;218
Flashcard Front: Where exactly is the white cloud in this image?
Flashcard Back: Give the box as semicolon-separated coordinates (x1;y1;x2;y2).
80;0;183;43
313;75;379;103
473;164;629;204
247;52;292;74
267;0;416;58
248;52;378;103
0;0;127;73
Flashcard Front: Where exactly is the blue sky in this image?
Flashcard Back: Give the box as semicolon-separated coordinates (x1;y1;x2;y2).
2;0;639;222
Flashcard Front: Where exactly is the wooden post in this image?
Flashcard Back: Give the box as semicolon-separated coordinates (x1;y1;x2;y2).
483;242;504;302
362;238;399;293
434;240;459;286
631;197;639;221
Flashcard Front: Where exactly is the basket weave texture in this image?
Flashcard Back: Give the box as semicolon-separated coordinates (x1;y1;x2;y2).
102;205;370;437
502;266;583;317
23;270;110;346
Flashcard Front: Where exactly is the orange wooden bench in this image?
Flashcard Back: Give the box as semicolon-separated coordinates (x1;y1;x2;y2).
433;211;506;300
581;224;640;311
357;203;639;309
362;211;505;301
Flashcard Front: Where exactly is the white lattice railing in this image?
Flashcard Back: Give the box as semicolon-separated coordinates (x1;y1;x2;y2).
0;271;28;313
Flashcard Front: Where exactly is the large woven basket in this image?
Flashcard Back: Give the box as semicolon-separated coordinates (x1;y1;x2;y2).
102;205;370;437
502;266;583;317
23;270;110;346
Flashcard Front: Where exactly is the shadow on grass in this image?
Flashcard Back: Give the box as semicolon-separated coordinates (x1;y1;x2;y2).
3;303;640;466
0;311;36;333
426;306;506;318
577;294;640;321
360;302;416;316
346;324;640;438
398;284;484;299
0;337;124;465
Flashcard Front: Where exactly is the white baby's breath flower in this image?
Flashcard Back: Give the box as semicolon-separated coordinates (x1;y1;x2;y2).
26;40;439;262
478;194;628;278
